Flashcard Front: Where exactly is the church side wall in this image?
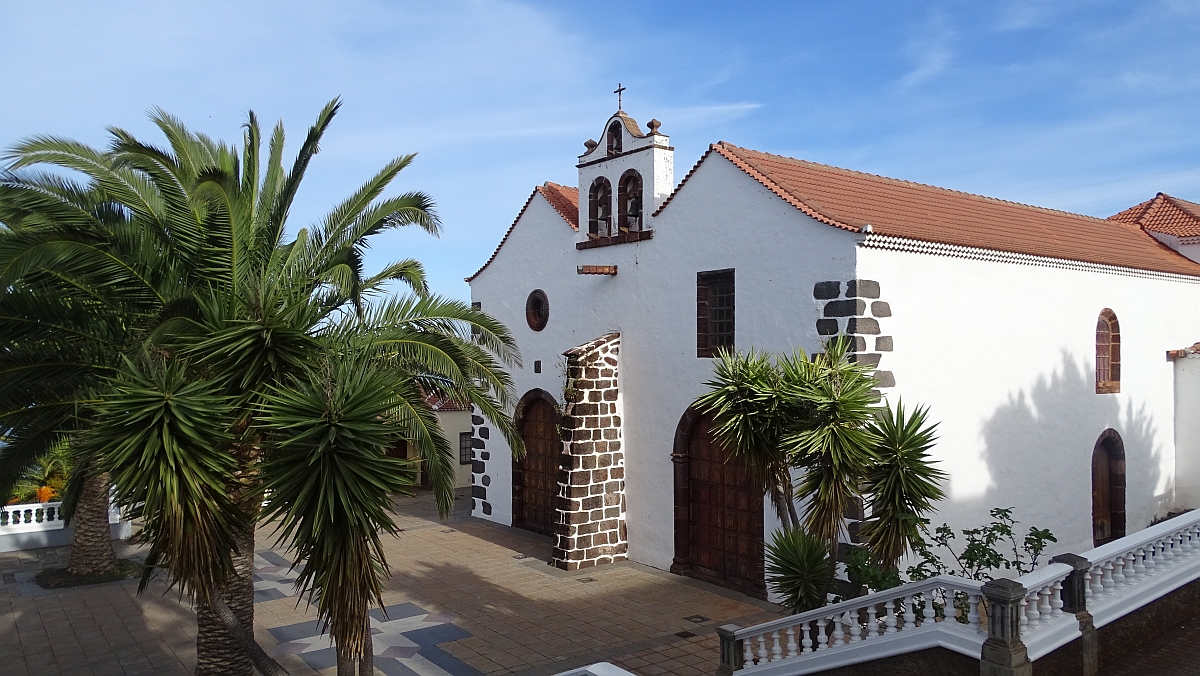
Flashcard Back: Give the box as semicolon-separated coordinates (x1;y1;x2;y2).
858;245;1200;556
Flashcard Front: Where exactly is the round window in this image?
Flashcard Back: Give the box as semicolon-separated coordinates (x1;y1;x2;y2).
526;289;549;331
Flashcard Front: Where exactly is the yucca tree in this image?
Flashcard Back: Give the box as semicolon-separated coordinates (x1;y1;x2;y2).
4;100;522;675
695;339;946;583
860;401;946;571
259;351;421;675
695;348;803;529
781;338;881;552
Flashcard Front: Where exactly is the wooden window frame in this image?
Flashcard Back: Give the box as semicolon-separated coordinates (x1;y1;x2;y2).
1096;309;1121;394
697;269;735;358
617;169;643;233
459;431;473;465
525;289;549;331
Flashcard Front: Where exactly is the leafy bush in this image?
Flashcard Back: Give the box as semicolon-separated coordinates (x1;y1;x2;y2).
843;544;901;594
907;507;1058;581
765;527;831;613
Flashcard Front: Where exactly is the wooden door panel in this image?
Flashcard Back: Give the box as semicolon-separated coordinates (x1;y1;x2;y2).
686;413;764;596
516;399;559;536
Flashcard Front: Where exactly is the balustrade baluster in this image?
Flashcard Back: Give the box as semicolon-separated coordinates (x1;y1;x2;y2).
1163;537;1175;564
866;605;878;638
785;626;798;658
1133;548;1147;578
801;621;813;653
771;630;782;662
884;601;897;634
1111;555;1127;588
922;592;937;625
816;618;828;650
757;634;768;664
1101;560;1115;592
832;615;845;645
743;635;753;665
848;611;862;642
1037;586;1052;624
968;593;981;630
1050;580;1064;617
902;595;916;629
1024;592;1039;628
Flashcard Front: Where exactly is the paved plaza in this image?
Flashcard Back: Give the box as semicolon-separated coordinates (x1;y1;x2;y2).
0;489;780;676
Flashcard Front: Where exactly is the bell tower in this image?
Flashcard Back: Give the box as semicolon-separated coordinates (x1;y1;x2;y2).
576;110;674;244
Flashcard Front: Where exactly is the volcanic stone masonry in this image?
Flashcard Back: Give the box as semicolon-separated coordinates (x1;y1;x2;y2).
814;279;895;389
553;332;628;571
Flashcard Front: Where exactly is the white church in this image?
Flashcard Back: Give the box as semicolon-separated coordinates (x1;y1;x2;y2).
465;107;1200;599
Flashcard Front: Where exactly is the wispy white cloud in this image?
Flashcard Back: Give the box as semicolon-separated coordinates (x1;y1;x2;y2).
900;12;955;87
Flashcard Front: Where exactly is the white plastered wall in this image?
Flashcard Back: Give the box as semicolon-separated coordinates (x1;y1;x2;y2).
1173;355;1200;507
472;146;1200;574
470;155;858;570
859;245;1200;556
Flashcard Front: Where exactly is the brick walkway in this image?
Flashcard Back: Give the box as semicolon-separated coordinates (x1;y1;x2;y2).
0;489;781;676
1105;612;1200;675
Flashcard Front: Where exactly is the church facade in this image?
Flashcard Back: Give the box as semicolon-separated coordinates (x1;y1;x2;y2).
465;109;1200;598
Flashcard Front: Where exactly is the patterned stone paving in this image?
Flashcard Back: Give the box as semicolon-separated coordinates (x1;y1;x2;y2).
0;489;780;675
269;602;479;676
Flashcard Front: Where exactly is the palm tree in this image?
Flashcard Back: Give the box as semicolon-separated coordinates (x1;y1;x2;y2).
4;101;522;674
0;150;194;576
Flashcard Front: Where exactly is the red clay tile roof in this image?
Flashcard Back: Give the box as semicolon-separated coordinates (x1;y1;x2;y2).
539;182;579;230
466;182;578;282
1109;193;1200;238
424;392;469;412
698;142;1200;277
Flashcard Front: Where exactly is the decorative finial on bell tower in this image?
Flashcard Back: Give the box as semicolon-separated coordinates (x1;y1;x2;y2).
614;83;626;110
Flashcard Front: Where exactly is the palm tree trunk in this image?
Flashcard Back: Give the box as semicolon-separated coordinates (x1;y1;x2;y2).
66;472;117;576
196;514;256;676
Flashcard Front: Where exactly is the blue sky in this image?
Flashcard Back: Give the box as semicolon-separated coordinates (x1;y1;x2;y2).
4;1;1200;299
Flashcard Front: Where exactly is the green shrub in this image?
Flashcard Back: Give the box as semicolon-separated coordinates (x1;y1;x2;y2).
765;527;830;613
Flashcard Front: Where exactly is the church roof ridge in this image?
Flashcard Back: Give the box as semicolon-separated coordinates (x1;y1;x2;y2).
1111;192;1200;238
652;141;1200;278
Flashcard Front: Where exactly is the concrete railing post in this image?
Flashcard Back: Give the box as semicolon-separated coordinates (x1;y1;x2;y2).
980;578;1033;676
1050;553;1098;676
716;624;743;676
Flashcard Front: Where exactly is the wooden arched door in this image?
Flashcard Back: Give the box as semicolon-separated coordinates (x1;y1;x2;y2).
1092;429;1126;547
513;395;560;536
672;411;765;598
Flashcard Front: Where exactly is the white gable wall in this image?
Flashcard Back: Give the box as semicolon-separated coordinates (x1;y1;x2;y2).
860;246;1200;555
470;155;859;570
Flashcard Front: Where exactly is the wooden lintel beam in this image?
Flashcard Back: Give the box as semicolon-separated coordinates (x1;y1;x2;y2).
577;265;618;276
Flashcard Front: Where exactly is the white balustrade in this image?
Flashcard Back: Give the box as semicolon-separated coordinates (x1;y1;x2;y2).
725;510;1200;674
1080;508;1200;628
730;575;985;671
0;502;66;534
